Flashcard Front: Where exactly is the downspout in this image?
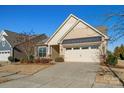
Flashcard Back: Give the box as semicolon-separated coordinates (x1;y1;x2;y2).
12;47;15;62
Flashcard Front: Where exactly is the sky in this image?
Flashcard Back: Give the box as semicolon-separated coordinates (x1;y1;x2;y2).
0;5;124;51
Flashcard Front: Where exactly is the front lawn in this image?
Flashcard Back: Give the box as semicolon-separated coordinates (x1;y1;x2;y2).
0;63;51;75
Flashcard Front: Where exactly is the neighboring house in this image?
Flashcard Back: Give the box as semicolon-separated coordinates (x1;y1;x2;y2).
0;30;48;62
35;14;109;62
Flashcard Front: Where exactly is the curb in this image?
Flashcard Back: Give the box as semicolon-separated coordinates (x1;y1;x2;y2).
107;65;124;87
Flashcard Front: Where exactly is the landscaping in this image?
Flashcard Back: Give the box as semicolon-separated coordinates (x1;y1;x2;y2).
95;47;124;87
0;56;55;84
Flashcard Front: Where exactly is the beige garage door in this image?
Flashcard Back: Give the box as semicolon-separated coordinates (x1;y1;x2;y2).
64;45;100;62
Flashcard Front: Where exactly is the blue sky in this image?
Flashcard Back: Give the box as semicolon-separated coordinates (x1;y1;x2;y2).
0;5;124;51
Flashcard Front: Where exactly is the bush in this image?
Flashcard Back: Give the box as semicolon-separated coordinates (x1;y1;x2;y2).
34;57;41;63
20;57;28;63
8;56;19;62
29;55;34;63
8;56;14;62
20;55;34;63
106;54;118;66
55;57;64;62
40;58;52;63
34;58;52;64
120;53;124;60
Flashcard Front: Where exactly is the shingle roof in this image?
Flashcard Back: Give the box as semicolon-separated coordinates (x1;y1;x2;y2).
3;30;21;47
2;30;48;47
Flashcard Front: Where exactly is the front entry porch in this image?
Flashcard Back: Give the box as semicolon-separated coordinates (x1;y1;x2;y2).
50;45;60;59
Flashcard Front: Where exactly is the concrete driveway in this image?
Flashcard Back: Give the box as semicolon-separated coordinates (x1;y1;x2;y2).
0;62;99;88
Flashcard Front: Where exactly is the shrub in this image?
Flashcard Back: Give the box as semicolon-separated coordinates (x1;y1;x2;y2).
34;58;52;64
20;57;28;63
8;56;19;62
40;58;52;63
55;57;64;62
34;57;41;63
29;55;34;63
120;53;124;60
8;56;14;62
106;54;118;66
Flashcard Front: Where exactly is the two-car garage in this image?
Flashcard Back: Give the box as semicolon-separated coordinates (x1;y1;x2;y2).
64;45;100;62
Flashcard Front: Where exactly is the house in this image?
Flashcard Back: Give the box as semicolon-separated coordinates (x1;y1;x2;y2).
0;14;109;63
35;14;109;62
0;30;48;62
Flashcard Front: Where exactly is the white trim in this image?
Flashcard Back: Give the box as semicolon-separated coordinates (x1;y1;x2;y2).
37;46;47;57
2;40;6;47
1;30;8;36
78;18;109;39
71;14;108;39
46;14;109;45
46;14;78;44
0;30;13;58
0;30;12;48
63;14;109;41
58;20;80;44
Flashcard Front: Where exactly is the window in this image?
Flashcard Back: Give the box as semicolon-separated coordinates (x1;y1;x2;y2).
5;52;7;54
2;41;5;46
91;45;99;49
38;47;47;57
66;48;72;50
81;46;89;49
73;47;80;50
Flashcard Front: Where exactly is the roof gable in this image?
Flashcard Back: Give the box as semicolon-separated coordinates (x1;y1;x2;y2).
46;14;78;45
46;14;109;45
79;18;108;39
59;21;103;43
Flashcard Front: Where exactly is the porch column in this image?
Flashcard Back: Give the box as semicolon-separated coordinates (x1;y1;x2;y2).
59;44;63;57
34;46;38;58
47;45;51;57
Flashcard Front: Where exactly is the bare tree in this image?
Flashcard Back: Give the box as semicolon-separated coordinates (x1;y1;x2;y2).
14;30;36;61
103;11;124;42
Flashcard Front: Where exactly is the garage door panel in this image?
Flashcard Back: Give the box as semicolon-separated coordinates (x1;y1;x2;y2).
0;50;10;61
64;49;100;62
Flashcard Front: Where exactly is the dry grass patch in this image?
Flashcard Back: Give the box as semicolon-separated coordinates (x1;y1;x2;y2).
0;77;11;83
0;64;51;75
95;66;122;86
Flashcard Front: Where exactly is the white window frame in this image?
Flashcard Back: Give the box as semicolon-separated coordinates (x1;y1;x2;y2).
38;46;47;57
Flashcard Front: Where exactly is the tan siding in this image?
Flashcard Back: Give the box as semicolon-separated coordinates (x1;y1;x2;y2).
64;22;101;39
48;16;78;45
